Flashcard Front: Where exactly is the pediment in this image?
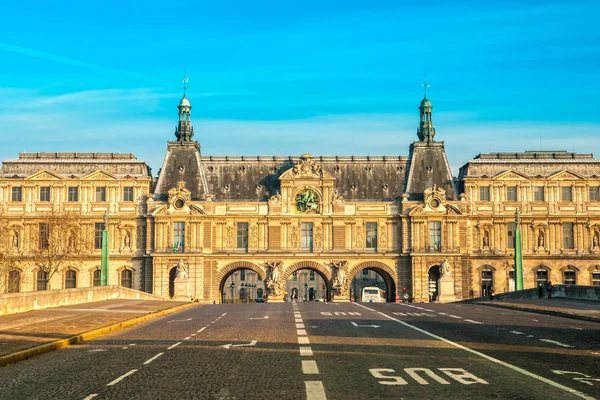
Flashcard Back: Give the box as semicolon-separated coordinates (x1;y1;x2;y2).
150;205;169;216
81;170;118;180
492;170;530;181
408;206;425;216
547;170;584;180
279;153;334;180
446;204;462;215
25;170;63;180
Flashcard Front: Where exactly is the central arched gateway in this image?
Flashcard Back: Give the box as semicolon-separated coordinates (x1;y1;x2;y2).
347;261;398;302
218;261;267;303
283;261;333;302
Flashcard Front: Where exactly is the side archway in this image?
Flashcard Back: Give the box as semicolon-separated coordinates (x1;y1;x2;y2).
347;261;398;302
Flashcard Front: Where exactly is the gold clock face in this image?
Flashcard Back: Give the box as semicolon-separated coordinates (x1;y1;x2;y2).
174;198;185;209
430;198;440;208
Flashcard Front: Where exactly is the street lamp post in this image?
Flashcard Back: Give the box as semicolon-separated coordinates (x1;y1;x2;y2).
304;282;308;302
230;278;235;304
241;283;246;303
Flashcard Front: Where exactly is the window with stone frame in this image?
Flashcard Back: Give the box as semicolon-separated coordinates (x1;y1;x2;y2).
240;269;246;281
120;269;132;288
123;187;134;202
563;270;576;285
562;222;574;249
592;272;600;286
95;187;107;202
173;222;185;252
479;186;491;201
301;222;313;252
590;186;600;201
310;270;315;281
561;186;573;202
39;186;51;202
36;270;48;291
94;223;105;250
506;186;517;201
535;269;548;287
237;222;248;251
65;270;77;289
429;221;441;251
507;222;516;249
365;222;377;250
533;186;545;201
68;186;79;202
292;271;298;281
39;223;49;249
93;269;102;287
11;186;22;202
362;269;369;281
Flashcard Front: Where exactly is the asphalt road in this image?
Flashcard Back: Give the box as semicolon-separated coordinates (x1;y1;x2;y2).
0;301;598;400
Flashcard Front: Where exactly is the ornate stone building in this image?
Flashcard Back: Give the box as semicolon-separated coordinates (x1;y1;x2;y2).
1;92;599;301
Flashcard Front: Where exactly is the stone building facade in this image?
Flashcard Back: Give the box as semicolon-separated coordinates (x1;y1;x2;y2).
1;92;599;301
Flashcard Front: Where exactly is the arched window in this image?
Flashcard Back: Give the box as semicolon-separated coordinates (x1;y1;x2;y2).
592;271;600;286
36;270;48;291
120;269;132;288
8;269;20;293
65;270;77;289
563;267;576;285
256;288;264;300
93;269;102;287
481;268;493;297
536;268;548;287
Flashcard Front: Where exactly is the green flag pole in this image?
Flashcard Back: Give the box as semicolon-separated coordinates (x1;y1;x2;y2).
101;212;109;286
514;208;524;290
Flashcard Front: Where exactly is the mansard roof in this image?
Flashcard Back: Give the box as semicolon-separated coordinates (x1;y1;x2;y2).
201;155;409;202
0;152;151;179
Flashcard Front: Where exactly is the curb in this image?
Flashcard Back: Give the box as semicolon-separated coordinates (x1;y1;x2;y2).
474;302;600;323
0;301;200;367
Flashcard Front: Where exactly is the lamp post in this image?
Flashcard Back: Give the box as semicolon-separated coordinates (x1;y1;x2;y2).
241;283;246;303
252;283;256;302
304;282;308;302
230;278;235;304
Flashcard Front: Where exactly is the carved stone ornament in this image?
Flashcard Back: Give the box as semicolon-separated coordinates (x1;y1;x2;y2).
379;224;388;249
225;226;234;248
168;186;191;209
314;224;323;249
279;153;333;180
331;260;348;288
268;192;281;203
332;189;344;202
295;188;320;213
265;261;283;296
290;225;299;248
439;258;451;278
250;225;258;248
424;184;447;210
355;225;363;248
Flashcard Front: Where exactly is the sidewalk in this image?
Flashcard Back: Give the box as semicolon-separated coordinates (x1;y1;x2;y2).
474;298;600;322
0;299;196;365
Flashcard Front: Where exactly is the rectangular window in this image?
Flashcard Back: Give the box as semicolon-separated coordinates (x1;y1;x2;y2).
240;269;246;281
173;222;185;252
94;223;105;250
365;222;377;250
237;222;249;251
301;222;313;251
534;186;545;201
39;223;49;249
123;187;134;202
479;186;490;201
95;187;106;202
589;186;600;201
536;269;548;287
561;186;573;202
65;270;77;289
507;222;516;249
563;271;576;285
429;221;441;251
506;186;517;201
68;186;79;202
39;187;51;202
11;186;22;202
362;269;369;281
562;222;574;249
36;271;48;291
93;269;102;287
592;272;600;286
310;270;315;281
292;271;297;281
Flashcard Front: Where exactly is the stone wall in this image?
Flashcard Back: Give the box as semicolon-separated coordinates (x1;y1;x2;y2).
0;286;164;316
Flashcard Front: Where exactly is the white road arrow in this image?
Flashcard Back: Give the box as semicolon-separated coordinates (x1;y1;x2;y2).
221;340;258;349
249;316;269;320
351;322;380;328
552;370;591;377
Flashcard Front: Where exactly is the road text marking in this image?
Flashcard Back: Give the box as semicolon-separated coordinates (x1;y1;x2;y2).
351;321;380;328
221;340;257;349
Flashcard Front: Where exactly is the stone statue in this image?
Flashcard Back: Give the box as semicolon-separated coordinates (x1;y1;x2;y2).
538;231;544;247
175;259;188;279
332;261;347;287
439;258;451;278
124;230;131;248
594;233;599;248
12;231;19;248
482;230;490;247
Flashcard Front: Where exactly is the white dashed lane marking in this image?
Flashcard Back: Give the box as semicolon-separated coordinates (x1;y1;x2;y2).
300;347;314;356
167;342;182;350
143;352;164;365
302;360;320;374
107;369;138;386
305;381;327;400
539;339;574;348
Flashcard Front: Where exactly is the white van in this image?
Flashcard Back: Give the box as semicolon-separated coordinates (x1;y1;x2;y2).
361;287;386;302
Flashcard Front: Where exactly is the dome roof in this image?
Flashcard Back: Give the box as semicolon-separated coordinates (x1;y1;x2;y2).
419;97;432;108
178;96;191;107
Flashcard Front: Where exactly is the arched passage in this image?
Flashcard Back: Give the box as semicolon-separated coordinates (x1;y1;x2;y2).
283;261;333;302
347;261;398;302
218;261;267;304
428;265;440;302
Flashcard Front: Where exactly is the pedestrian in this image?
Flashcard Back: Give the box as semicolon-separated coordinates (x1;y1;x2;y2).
546;281;553;299
538;283;543;298
489;287;495;302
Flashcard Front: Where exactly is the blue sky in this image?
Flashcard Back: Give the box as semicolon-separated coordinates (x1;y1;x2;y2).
1;0;599;174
